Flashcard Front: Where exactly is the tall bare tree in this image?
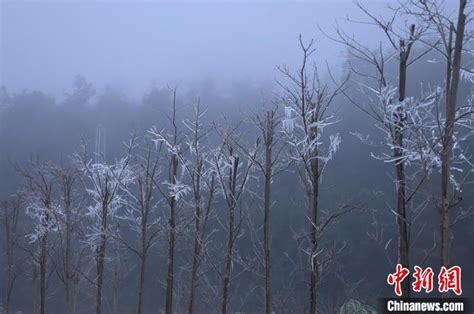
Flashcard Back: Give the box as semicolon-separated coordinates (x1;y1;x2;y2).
323;1;452;295
256;109;280;314
1;198;21;314
213;127;254;314
180;103;216;314
149;87;188;314
76;140;135;314
279;35;348;313
49;162;85;314
113;139;163;314
404;0;472;273
238;107;285;314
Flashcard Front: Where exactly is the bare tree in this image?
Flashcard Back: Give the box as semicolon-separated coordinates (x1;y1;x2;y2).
279;35;348;313
402;0;473;274
76;140;135;314
255;109;281;314
1;198;21;314
17;159;58;314
180;102;217;314
212;126;255;314
149;87;188;314
322;1;449;296
49;162;85;314
113;139;163;314
237;106;285;314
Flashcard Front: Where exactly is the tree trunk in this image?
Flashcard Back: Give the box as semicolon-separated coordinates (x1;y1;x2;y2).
32;260;38;314
309;156;319;314
221;236;232;314
65;202;72;314
188;236;201;314
3;207;14;314
96;203;108;314
4;232;12;314
221;205;234;314
39;233;47;314
96;232;106;314
137;221;147;314
221;156;238;314
394;36;411;298
165;155;178;314
188;173;214;314
39;205;51;314
137;254;146;314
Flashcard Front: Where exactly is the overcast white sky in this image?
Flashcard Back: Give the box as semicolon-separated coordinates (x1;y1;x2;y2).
1;1;385;98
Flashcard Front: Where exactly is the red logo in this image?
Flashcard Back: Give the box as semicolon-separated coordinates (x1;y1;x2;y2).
387;264;410;296
438;266;462;296
412;266;434;293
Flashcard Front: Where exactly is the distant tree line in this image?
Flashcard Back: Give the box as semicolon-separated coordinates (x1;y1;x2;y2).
1;1;473;313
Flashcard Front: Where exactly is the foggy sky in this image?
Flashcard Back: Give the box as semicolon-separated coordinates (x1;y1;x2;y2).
1;0;385;99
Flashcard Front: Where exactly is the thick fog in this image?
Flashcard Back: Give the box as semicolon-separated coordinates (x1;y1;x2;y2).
1;1;387;98
1;1;473;314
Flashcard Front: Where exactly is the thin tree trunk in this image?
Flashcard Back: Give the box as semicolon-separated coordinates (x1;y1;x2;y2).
3;203;16;314
221;156;238;314
263;176;271;314
32;259;38;314
188;237;201;314
165;218;176;314
96;234;106;314
137;226;147;314
65;278;70;314
39;233;47;314
165;154;178;314
309;155;319;314
164;89;180;314
137;254;146;314
4;221;13;314
394;33;412;297
221;208;234;314
96;206;108;314
394;139;410;297
65;200;72;314
263;116;273;314
441;0;466;273
188;178;202;314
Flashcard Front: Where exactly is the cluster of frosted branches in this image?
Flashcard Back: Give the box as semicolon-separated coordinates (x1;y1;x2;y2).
77;156;135;248
361;84;440;166
115;151;162;238
281;81;344;194
283;105;341;162
162;180;191;201
17;162;59;244
148;127;193;201
149;127;181;156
